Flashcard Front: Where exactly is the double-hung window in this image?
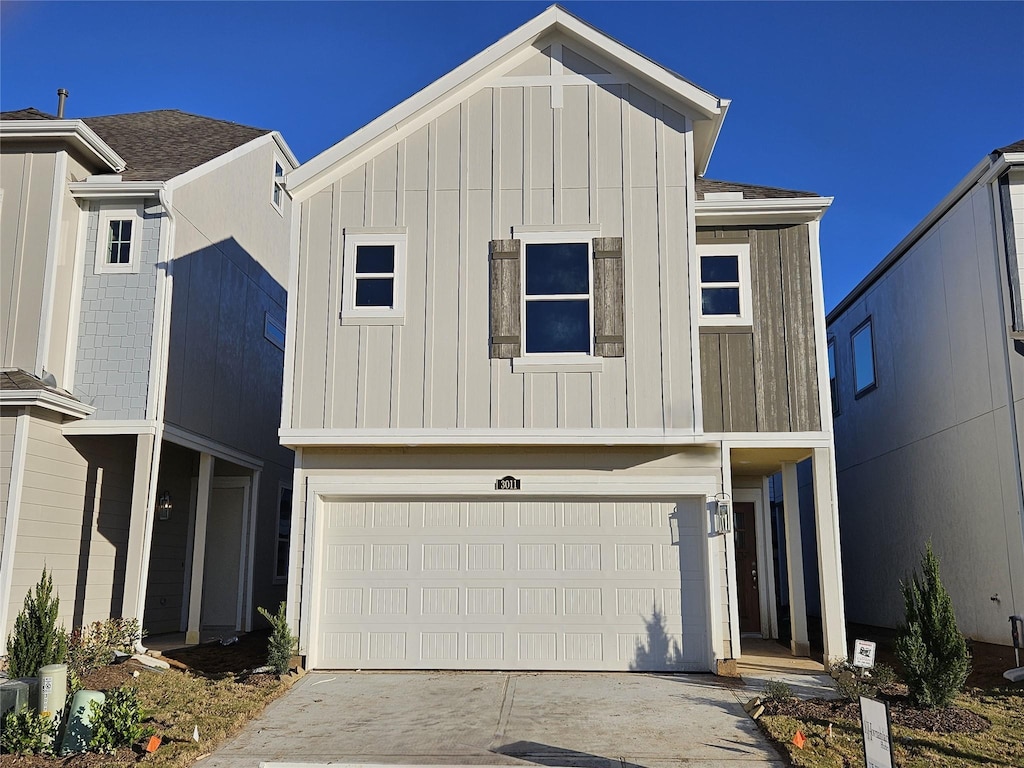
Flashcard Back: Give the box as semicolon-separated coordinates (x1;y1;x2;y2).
272;160;285;212
522;237;593;355
697;242;751;326
341;230;407;324
95;204;142;274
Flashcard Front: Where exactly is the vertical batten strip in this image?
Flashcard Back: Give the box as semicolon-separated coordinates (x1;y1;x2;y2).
587;84;598;226
325;181;342;428
391;140;407;428
422;121;437;427
620;87;636;428
655;104;671;430
682;117;703;435
457;102;470;428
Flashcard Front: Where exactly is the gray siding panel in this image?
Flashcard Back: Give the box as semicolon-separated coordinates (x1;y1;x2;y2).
74;205;159;419
751;228;790;432
780;226;820;432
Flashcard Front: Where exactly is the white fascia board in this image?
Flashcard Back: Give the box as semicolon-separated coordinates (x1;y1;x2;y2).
695;196;834;225
69;180;165;199
63;419;157;436
1;389;95;419
0;120;125;172
287;4;724;199
280;427;707;447
271;131;300;169
828;156;992;323
163;422;264;470
164;133;284;192
694;99;729;178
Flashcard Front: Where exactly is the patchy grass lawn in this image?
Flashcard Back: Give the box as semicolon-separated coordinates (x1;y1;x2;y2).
758;686;1024;768
0;663;295;767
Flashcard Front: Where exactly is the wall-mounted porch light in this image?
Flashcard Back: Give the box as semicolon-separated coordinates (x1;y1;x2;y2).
157;491;173;521
711;492;732;535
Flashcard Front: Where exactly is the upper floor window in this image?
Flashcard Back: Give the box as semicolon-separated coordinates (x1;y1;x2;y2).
94;204;142;275
341;230;406;324
264;312;286;351
522;239;593;355
697;243;751;326
272;160;285;212
852;318;876;396
827;338;839;414
273;485;293;584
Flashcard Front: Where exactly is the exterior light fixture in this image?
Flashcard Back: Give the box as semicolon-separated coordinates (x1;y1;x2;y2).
157;491;173;521
711;492;732;535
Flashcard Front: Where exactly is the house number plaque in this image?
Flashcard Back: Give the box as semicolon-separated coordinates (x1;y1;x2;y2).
495;475;521;491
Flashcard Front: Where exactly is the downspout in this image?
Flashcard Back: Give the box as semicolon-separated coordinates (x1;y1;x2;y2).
133;186;176;649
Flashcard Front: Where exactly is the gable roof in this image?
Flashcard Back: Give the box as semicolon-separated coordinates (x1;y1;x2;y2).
0;107;279;181
996;138;1024;155
288;4;729;198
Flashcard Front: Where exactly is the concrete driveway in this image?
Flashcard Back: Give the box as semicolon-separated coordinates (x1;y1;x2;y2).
196;671;785;768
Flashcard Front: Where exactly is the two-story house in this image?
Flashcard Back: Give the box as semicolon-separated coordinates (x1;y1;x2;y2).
280;5;847;672
828;140;1024;646
1;104;297;646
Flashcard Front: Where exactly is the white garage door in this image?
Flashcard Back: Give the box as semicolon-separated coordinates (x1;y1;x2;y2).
313;497;708;671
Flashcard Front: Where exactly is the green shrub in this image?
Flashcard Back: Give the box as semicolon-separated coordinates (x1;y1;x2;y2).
827;658;898;699
5;567;68;678
89;685;146;753
0;706;57;756
895;542;971;707
761;679;793;701
257;602;296;675
67;617;143;679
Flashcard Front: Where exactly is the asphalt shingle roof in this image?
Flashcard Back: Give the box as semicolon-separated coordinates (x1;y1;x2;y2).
0;107;270;181
695;177;820;200
996;139;1024;155
0;368;76;398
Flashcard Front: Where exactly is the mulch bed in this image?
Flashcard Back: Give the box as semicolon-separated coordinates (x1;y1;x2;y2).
762;691;992;734
160;629;271;676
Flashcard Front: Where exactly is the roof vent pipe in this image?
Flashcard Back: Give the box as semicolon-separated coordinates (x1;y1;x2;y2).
56;88;68;118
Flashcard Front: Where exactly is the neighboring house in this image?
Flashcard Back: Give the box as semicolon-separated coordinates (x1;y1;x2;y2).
829;140;1024;646
0;105;297;646
279;6;847;673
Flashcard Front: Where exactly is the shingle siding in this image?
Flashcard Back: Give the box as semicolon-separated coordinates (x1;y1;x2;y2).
74;206;160;418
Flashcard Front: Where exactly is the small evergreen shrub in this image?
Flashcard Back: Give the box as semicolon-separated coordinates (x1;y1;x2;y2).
257;602;296;675
67;617;143;679
895;542;971;708
761;679;793;701
5;567;68;678
827;658;897;700
0;706;57;756
89;685;147;753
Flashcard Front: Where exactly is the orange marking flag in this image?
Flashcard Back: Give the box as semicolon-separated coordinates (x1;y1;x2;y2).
145;736;162;753
792;730;807;749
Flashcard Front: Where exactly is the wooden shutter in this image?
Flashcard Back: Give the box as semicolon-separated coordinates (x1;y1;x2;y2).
593;237;624;357
489;239;521;358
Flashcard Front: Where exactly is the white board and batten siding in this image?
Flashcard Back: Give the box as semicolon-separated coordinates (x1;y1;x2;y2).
291;42;697;434
309;496;709;671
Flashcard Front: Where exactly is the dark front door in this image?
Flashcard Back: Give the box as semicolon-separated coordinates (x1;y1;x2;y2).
734;502;761;634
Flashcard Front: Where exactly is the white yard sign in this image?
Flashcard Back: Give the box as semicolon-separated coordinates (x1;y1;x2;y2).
860;696;894;768
853;639;877;668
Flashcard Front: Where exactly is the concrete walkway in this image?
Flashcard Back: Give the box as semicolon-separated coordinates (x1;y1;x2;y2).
196;671;787;768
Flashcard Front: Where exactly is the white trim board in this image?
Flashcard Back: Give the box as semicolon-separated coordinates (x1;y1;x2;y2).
36;150;68;378
63;419;156;436
2;389;95;419
162;423;264;470
0;119;125;172
0;411;31;639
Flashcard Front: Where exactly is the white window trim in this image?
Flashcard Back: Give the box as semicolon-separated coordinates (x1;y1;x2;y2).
341;230;407;325
697;242;752;326
264;311;286;351
271;157;286;214
517;230;596;359
273;483;293;585
94;203;143;275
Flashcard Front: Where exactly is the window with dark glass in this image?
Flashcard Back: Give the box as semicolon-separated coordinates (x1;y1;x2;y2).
700;254;740;316
272;160;285;209
828;339;839;414
524;241;591;354
275;486;292;582
354;244;396;307
852;319;876;395
107;220;133;264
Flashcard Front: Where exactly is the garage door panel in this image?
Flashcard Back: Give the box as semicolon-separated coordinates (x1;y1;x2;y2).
315;497;708;671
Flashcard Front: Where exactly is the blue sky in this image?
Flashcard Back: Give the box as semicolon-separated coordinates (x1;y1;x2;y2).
2;1;1021;310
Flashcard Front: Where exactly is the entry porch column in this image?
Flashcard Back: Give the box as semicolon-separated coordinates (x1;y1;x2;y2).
812;446;848;663
185;452;214;645
122;433;156;623
781;461;810;657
